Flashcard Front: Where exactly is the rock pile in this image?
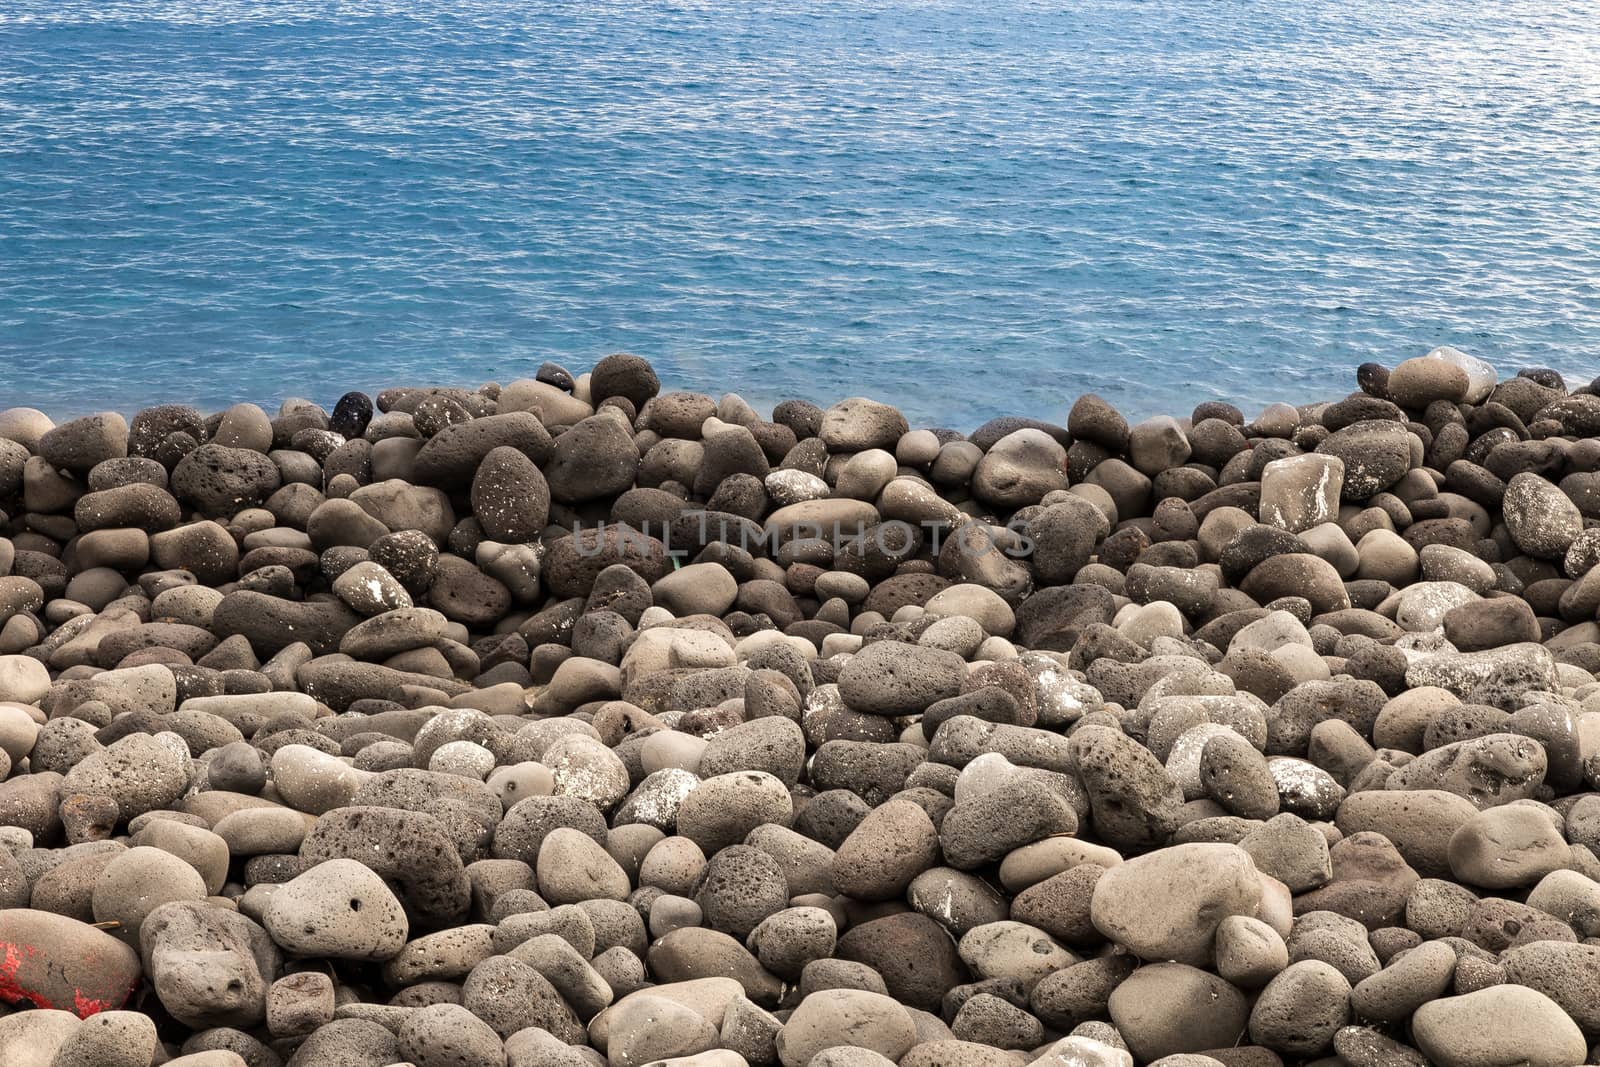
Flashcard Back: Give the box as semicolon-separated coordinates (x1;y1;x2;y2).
1;347;1599;1065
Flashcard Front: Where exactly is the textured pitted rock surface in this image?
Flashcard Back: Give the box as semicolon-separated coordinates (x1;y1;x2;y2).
3;353;1600;1063
261;858;409;960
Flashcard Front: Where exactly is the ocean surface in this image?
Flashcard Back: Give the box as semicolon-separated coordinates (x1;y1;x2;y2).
3;1;1599;428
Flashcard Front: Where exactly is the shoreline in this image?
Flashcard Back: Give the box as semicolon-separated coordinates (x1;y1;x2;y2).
11;353;1594;435
1;348;1600;1064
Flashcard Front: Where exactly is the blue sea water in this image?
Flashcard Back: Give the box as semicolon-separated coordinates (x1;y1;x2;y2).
2;0;1598;428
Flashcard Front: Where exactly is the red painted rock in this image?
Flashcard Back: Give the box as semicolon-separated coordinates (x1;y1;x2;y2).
0;909;142;1016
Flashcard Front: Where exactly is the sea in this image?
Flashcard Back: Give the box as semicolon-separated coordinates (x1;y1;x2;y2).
3;0;1598;428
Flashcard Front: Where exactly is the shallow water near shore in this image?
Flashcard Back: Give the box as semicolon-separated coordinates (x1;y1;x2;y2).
3;0;1599;425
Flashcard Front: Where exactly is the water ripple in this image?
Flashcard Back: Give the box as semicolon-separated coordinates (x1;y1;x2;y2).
2;0;1599;425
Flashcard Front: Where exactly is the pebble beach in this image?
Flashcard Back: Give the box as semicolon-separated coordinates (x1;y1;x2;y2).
5;346;1600;1067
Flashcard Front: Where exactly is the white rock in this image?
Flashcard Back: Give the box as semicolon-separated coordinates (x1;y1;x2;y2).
1027;1035;1134;1067
1424;345;1497;405
764;469;830;507
0;655;49;705
1390;581;1480;632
